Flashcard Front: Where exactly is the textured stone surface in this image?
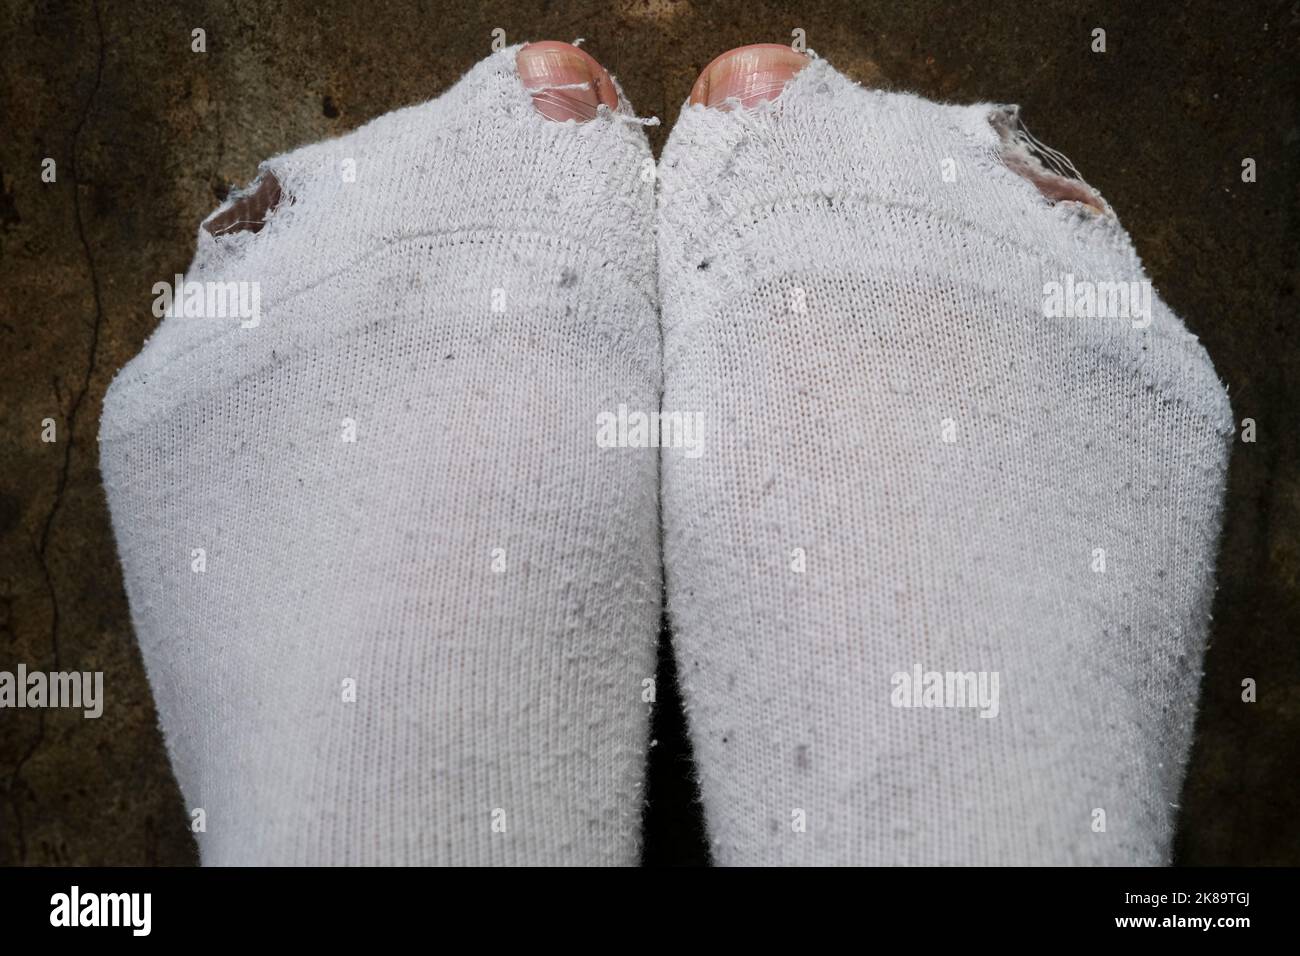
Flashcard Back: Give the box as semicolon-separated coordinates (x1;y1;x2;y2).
0;0;1295;865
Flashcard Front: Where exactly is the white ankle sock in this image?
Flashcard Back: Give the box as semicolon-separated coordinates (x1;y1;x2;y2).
657;58;1233;865
100;47;661;865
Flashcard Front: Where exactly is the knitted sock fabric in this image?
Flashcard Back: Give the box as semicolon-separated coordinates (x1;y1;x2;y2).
100;47;660;865
657;58;1233;865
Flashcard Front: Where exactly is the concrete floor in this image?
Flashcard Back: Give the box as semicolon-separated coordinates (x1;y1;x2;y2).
0;0;1295;865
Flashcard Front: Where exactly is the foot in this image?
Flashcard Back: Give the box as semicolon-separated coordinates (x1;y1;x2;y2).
102;44;661;865
658;46;1233;865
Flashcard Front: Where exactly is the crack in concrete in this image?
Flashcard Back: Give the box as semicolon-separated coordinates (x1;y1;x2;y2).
6;0;106;865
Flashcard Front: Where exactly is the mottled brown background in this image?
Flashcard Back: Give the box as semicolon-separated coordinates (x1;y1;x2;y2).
0;0;1295;866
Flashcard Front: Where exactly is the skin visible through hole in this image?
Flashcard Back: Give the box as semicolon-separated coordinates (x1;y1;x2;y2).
204;173;282;237
1003;154;1108;211
990;111;1108;214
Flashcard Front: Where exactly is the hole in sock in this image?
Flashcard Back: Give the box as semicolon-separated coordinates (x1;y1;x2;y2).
203;172;283;237
989;107;1109;214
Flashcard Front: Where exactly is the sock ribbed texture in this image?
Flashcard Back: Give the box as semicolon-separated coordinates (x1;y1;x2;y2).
657;58;1234;865
100;47;661;865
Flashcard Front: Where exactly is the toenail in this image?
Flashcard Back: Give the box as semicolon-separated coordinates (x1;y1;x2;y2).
689;43;809;110
517;41;618;122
